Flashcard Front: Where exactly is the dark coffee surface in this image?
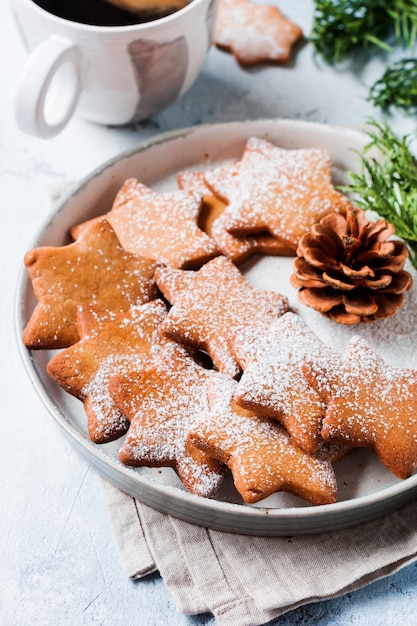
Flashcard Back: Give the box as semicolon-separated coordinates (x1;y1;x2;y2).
33;0;177;25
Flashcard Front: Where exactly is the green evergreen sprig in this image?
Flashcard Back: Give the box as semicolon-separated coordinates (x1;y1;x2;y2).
311;0;417;63
310;0;393;63
387;0;417;50
342;119;417;269
368;58;417;111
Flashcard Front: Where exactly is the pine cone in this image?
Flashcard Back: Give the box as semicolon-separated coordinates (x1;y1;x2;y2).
290;207;413;324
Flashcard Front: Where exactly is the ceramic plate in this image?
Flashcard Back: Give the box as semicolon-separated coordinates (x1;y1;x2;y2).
16;119;417;535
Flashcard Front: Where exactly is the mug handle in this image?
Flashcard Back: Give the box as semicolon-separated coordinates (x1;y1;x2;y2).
14;35;82;139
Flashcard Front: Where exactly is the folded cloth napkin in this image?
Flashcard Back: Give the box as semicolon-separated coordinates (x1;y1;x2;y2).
101;478;417;626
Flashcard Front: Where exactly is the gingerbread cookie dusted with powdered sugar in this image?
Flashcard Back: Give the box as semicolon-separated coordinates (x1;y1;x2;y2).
204;137;352;250
230;312;338;453
47;300;170;443
71;179;218;269
23;218;157;349
177;169;294;264
213;0;303;67
109;342;225;497
155;255;289;378
188;373;339;505
303;335;417;479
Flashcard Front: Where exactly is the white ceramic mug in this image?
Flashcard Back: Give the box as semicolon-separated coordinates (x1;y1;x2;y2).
11;0;217;138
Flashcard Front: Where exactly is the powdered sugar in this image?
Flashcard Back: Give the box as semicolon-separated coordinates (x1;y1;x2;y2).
114;343;224;498
189;374;337;504
213;0;302;66
303;334;417;478
156;255;289;378
243;254;417;370
205;138;350;248
232;312;336;453
47;300;169;443
104;179;218;269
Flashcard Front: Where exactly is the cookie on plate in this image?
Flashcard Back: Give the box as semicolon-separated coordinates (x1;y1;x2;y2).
72;178;219;269
188;373;338;504
109;342;225;497
23;218;157;349
303;335;417;479
155;255;289;378
47;299;170;443
204;137;352;250
231;312;335;453
177;169;294;263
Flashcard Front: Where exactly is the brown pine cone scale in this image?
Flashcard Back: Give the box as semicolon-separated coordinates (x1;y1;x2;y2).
290;207;413;324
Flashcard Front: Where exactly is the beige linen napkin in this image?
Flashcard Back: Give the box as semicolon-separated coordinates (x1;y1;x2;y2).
101;478;417;625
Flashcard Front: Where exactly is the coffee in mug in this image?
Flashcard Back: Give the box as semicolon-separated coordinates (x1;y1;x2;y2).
31;0;188;26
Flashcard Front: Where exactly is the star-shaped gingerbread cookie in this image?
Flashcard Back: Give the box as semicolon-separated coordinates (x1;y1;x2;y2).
204;137;352;250
155;255;289;378
109;343;224;497
177;169;294;264
231;312;334;453
302;335;417;479
23;218;157;349
188;373;338;504
213;0;303;67
72;178;218;269
47;299;170;443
